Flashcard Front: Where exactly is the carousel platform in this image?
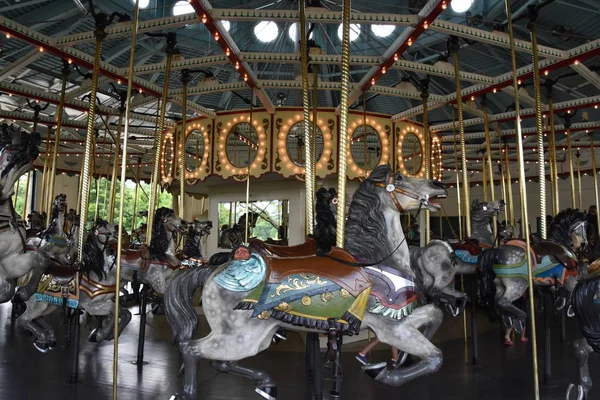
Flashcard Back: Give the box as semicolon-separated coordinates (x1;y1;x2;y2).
0;301;596;400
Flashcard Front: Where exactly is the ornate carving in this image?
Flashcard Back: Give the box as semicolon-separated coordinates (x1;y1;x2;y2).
270;274;328;298
274;118;283;172
320;291;334;303
301;295;312;306
275;301;292;312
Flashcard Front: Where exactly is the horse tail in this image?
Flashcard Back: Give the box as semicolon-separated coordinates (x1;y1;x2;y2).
572;276;600;353
208;251;232;266
165;266;216;343
478;249;499;320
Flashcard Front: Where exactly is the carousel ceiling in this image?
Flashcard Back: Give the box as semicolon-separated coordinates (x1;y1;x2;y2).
0;0;599;184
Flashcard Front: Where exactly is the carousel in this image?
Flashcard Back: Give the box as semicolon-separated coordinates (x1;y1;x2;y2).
0;0;598;399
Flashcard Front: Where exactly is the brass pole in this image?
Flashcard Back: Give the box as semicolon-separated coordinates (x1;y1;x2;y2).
576;150;582;210
528;12;547;239
496;124;509;222
482;98;497;240
300;0;314;236
452;111;463;239
13;177;20;208
23;171;31;217
114;2;140;399
131;159;142;232
566;123;576;209
312;63;318;193
335;0;351;247
590;133;600;236
77;33;104;262
547;91;559;214
46;61;70;226
450;37;471;237
94;129;108;222
505;144;515;226
179;71;189;220
147;48;174;244
245;91;254;243
423;90;430;244
108;107;124;223
505;0;540;397
40;127;52;215
482;154;487;202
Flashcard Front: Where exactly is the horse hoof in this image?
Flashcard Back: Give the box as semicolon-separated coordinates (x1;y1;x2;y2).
88;329;99;342
363;362;387;379
272;330;287;344
11;298;27;318
49;340;56;349
566;383;585;400
255;385;277;400
33;341;50;353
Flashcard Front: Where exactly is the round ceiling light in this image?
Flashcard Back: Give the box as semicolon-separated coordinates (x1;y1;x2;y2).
337;24;361;42
133;0;150;8
371;24;395;38
288;23;314;41
221;20;230;32
173;0;193;16
254;21;279;43
451;0;474;13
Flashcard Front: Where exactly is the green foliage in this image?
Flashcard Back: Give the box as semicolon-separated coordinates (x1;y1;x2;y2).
217;200;287;241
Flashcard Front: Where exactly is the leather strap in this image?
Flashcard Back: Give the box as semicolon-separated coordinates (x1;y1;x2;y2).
374;174;425;213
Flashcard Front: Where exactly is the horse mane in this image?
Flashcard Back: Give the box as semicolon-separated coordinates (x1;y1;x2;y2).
149;207;172;260
81;223;106;280
345;166;391;263
572;276;600;353
548;208;586;247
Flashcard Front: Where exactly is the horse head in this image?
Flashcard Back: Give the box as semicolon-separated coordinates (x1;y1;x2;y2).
155;207;189;235
93;219;119;246
81;220;118;280
471;198;504;220
0;126;40;202
549;208;588;253
367;164;447;213
52;194;67;213
191;219;212;237
498;221;515;242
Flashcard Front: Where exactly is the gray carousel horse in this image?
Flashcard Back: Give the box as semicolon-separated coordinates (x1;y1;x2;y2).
165;164;448;400
18;220;131;352
479;209;587;326
26;210;45;238
567;263;600;400
0;127;48;304
120;207;189;295
180;219;213;268
218;212;259;249
314;187;337;254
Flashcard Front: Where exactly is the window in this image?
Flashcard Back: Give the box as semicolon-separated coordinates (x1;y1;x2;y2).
221;20;230;32
254;21;279;43
288;23;314;41
173;0;193;16
371;24;395;38
337;24;360;42
133;0;150;8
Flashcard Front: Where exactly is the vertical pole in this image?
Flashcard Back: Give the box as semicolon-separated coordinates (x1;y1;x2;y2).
482;98;497;240
450;37;471;238
78;34;104;263
23;171;31;217
576;151;582;210
505;144;515;226
115;1;140;396
147;48;174;244
108;109;124;223
131;159;141;232
300;0;314;236
244;92;254;244
505;1;540;397
528;10;547;239
591;134;600;236
482;154;488;202
547;90;559;214
566;121;576;209
179;72;189;220
46;61;70;226
335;0;351;247
422;91;430;244
40;127;52;215
69;309;81;384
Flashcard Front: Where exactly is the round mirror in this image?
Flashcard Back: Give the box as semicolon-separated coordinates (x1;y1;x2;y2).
286;121;324;167
163;136;174;178
350;125;381;170
185;129;205;172
226;122;258;168
401;133;422;175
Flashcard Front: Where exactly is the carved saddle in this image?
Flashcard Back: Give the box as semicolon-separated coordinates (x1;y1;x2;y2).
249;237;317;258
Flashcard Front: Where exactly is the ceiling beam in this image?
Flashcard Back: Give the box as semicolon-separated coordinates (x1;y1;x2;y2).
0;49;42;82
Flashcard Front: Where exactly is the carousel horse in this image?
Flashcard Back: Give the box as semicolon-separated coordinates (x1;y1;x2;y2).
131;222;147;248
120;207;189;295
0;127;49;305
180;219;213;268
566;261;600;400
314;187;337;253
479;209;587;326
165;165;448;400
26;211;45;238
17;220;131;352
218;212;260;249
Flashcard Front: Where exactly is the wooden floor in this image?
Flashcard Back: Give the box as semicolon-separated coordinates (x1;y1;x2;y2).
0;299;597;400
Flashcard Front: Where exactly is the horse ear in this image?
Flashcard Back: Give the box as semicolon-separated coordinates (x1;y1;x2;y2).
368;164;391;183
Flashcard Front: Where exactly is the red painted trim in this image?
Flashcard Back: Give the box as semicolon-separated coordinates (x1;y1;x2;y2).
0;28;161;97
361;0;447;91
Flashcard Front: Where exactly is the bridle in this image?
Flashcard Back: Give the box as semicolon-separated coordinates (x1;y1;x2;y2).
374;173;431;213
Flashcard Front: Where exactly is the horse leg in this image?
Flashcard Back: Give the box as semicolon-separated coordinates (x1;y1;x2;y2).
567;338;593;400
210;361;277;400
117;306;132;336
0;276;15;303
362;304;444;386
36;316;56;349
496;278;528;321
14;251;50;301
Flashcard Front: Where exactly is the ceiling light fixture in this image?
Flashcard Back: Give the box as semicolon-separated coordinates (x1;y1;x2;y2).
451;0;473;13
